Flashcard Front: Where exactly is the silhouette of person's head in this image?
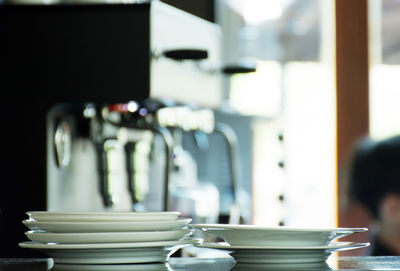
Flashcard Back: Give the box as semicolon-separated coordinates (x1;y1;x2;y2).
349;135;400;256
350;136;400;220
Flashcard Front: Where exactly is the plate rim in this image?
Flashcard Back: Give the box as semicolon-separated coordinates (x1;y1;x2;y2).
195;241;370;250
25;228;191;237
22;218;192;233
25;245;182;265
189;224;368;233
23;218;192;226
27;211;180;219
25;229;193;243
19;238;201;250
52;262;169;271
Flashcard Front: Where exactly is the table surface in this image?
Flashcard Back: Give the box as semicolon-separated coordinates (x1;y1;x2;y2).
1;256;400;270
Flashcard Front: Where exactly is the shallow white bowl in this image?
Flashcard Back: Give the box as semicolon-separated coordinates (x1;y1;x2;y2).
190;224;367;247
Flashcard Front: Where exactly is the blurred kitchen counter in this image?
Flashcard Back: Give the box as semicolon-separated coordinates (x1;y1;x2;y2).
2;256;400;270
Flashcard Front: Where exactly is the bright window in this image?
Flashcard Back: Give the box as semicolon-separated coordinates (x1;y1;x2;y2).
369;0;400;140
217;0;336;227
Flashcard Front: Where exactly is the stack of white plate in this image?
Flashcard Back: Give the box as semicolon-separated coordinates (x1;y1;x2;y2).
190;224;370;265
19;211;198;264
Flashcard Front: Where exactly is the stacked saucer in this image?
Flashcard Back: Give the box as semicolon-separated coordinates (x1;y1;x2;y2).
51;263;172;271
19;211;198;264
191;224;369;264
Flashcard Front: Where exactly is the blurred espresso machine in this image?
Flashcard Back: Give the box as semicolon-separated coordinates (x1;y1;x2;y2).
0;1;253;256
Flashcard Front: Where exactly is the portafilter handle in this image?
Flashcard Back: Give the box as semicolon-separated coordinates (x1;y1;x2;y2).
123;126;173;212
96;138;118;208
101;101;175;211
124;142;138;205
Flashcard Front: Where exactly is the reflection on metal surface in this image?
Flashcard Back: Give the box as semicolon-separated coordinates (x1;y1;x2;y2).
54;120;72;168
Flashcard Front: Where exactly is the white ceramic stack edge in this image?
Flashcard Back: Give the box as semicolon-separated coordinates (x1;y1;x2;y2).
19;211;198;264
189;223;369;264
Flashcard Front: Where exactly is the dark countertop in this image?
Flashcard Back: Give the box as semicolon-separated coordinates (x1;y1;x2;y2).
1;256;400;270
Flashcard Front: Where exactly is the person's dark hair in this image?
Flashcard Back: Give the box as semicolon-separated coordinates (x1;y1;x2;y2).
349;135;400;218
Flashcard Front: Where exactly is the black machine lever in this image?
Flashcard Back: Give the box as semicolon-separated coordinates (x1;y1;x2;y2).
96;138;119;208
163;49;208;61
222;63;257;74
96;140;112;208
160;49;257;75
125;142;138;205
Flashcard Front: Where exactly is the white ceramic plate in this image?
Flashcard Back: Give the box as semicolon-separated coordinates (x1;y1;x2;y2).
25;229;193;244
196;242;370;264
190;224;367;246
19;239;200;264
23;219;191;233
231;261;330;270
196;241;370;251
52;263;170;271
26;211;180;222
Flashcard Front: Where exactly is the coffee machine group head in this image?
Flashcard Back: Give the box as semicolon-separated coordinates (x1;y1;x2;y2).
47;99;176;213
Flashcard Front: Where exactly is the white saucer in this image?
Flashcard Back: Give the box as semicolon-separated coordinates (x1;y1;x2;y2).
27;211;180;222
52;263;170;271
19;239;200;249
190;224;367;246
19;239;200;264
22;219;191;233
196;241;369;251
230;261;330;270
25;229;193;244
196;242;370;264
